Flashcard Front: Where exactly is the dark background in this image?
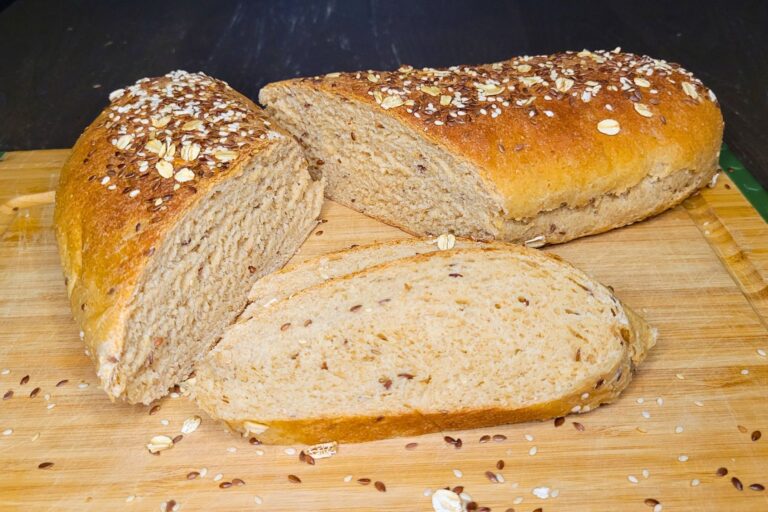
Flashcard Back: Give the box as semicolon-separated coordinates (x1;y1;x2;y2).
1;0;767;187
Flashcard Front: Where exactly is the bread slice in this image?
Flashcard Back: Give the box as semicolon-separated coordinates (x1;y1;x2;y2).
54;71;324;404
242;237;500;318
260;50;723;244
193;245;656;444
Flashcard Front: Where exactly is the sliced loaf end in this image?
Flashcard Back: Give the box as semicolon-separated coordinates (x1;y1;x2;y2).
119;138;323;404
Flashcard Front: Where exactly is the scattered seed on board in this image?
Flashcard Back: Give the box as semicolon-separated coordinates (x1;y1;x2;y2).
56;379;69;387
453;469;463;478
357;478;371;485
2;429;12;436
181;416;201;434
479;435;491;443
219;482;233;489
737;425;748;433
493;434;507;442
751;430;762;441
628;475;639;484
496;460;505;470
165;500;176;512
645;498;660;507
288;474;301;484
187;471;199;480
19;375;29;385
375;481;386;492
675;425;684;434
732;477;743;491
678;455;689;462
344;475;353;483
573;422;585;431
691;479;700;487
149;405;161;415
554;417;565;427
716;467;728;477
29;387;40;398
3;390;12;400
750;483;765;491
406;442;418;450
529;446;538;456
38;462;54;469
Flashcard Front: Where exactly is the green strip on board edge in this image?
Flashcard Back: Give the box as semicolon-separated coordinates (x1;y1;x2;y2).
721;144;768;223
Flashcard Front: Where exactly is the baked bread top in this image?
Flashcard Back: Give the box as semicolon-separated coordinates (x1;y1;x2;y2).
54;71;291;384
268;49;723;220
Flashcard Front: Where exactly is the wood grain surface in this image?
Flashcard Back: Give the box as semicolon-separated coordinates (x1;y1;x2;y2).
0;150;766;511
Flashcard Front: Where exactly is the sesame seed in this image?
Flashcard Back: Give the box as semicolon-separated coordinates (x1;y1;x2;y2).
628;475;639;484
453;469;463;478
678;455;689;462
529;446;538;456
675;425;684;434
691;479;700;487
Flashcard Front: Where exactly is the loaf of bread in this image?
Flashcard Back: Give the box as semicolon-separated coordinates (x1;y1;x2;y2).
54;71;324;404
194;244;656;444
260;49;723;245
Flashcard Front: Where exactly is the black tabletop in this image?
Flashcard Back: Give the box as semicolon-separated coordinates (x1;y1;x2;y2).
1;0;767;188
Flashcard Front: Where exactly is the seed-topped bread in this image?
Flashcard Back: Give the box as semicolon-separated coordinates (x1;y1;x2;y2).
260;49;723;244
54;71;324;404
194;244;656;444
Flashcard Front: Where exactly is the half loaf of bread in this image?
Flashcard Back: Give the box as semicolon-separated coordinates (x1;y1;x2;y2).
54;71;324;404
260;49;723;245
194;243;656;444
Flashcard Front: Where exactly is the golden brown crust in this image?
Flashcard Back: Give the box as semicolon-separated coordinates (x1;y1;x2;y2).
54;71;291;398
264;49;723;221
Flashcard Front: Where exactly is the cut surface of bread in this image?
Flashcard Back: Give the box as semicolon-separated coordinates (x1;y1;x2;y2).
242;237;499;318
54;71;324;404
194;245;656;444
260;50;723;244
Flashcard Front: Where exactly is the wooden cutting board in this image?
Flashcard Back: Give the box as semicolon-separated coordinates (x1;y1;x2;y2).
0;149;766;512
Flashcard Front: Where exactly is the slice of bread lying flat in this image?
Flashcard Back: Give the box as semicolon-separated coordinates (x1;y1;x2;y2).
260;50;723;245
194;244;656;444
242;237;499;319
54;71;324;404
